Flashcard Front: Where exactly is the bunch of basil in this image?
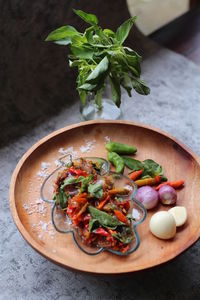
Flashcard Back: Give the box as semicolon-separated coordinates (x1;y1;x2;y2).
45;9;150;110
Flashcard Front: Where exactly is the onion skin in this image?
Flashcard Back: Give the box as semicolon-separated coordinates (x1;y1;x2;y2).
158;185;177;205
135;186;159;209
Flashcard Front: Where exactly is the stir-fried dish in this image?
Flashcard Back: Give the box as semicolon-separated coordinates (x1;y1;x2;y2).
53;158;135;253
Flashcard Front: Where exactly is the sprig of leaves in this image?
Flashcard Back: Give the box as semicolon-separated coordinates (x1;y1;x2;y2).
45;9;150;109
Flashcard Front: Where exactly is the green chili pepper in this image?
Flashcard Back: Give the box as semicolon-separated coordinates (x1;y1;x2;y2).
88;206;124;229
106;142;137;155
107;151;125;173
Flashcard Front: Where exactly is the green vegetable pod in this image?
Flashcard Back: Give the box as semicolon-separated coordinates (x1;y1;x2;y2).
106;142;137;155
107;151;125;174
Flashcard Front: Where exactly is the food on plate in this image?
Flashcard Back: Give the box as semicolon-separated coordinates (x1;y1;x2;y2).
107;151;125;174
149;211;176;239
168;206;187;227
53;158;135;253
158;185;177;205
106;142;137;155
155;180;184;191
135;176;161;187
135;186;158;210
128;169;144;181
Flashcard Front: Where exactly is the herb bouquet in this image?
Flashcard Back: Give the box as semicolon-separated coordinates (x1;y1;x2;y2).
45;9;150;120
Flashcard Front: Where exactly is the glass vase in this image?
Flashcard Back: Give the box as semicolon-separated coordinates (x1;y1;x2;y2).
80;80;122;120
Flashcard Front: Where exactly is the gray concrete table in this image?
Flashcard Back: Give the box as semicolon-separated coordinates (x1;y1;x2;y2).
1;46;200;299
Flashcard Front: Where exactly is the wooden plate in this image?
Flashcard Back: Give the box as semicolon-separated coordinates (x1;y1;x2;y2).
10;120;200;274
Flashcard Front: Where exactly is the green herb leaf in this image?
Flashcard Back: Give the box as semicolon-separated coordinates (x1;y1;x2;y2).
88;218;99;232
60;176;84;189
45;25;79;42
79;83;97;91
88;183;103;199
121;74;132;97
88;206;124;229
80;174;94;193
56;189;68;210
112;226;133;244
73;9;98;26
122;157;143;171
109;76;121;107
142;159;163;178
54;38;72;45
132;78;150;95
71;45;94;59
86;56;109;84
116;16;136;45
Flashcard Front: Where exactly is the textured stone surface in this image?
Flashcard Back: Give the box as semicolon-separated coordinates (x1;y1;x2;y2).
1;1;200;299
1;47;200;299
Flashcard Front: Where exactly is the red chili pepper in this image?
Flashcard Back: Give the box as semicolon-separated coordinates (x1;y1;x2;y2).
68;167;88;177
66;205;76;217
114;210;127;224
119;200;130;211
94;228;110;237
83;214;90;224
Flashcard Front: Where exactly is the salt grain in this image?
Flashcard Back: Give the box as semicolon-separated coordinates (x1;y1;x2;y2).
80;139;96;153
58;147;78;158
41;162;51;171
104;136;111;142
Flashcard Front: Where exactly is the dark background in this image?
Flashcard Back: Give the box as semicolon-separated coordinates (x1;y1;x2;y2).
0;0;156;145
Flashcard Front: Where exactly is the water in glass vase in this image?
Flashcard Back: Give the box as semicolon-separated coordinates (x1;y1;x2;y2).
80;81;122;120
81;98;122;120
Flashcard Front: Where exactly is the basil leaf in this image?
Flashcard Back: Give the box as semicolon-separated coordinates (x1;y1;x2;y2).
88;183;103;199
109;76;121;107
79;83;97;91
56;189;68;210
88;218;99;232
132;78;150;95
142;159;163;178
88;206;123;229
103;29;115;38
122;157;143;171
116;16;136;45
80;174;94;193
112;226;133;244
121;74;132;97
71;45;94;59
60;176;84;189
45;25;79;42
86;56;109;84
54;38;72;45
73;9;98;26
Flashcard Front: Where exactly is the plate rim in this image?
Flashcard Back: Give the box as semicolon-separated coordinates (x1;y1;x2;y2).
9;120;200;274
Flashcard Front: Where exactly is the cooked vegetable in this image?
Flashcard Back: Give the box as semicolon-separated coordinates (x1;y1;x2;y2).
108;188;129;195
149;211;176;239
158;185;177;205
107;151;125;173
135;186;158;209
128;169;143;181
168;206;187;227
106;142;137;155
123;157;167;181
114;210;127;223
155;180;184;191
135;176;161;187
88;206;124;229
88;182;103;199
53;158;134;253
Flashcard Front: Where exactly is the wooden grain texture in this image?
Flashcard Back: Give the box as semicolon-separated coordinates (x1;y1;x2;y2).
9;120;200;274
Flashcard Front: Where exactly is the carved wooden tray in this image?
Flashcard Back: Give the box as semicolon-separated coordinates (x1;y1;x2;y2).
10;120;200;274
